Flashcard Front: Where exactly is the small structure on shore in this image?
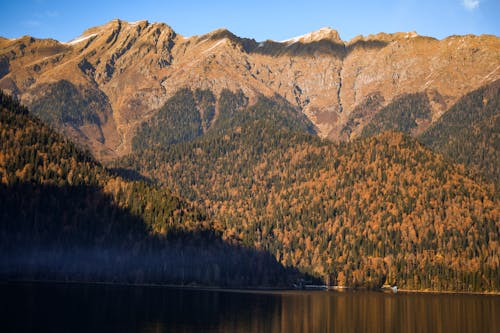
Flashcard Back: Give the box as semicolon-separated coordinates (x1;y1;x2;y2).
328;285;349;291
381;285;398;294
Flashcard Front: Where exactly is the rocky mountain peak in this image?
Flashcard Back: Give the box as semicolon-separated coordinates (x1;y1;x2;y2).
281;27;343;44
71;19;175;44
203;28;234;39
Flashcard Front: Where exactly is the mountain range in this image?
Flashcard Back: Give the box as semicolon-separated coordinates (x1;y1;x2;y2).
1;19;498;160
0;20;499;291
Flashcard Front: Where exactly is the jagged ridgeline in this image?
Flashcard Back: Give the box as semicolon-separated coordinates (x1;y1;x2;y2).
0;91;309;287
1;20;498;163
119;88;500;292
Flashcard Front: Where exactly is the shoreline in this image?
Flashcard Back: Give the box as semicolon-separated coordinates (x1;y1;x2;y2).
2;279;500;296
397;288;500;296
0;279;294;294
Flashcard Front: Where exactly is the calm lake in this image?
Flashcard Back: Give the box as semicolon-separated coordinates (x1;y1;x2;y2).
1;282;498;333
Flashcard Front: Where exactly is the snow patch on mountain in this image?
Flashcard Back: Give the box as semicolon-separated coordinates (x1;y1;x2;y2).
202;38;228;54
65;33;98;45
281;27;342;44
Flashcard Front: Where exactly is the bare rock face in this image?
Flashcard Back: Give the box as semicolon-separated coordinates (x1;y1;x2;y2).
1;20;499;159
338;32;500;140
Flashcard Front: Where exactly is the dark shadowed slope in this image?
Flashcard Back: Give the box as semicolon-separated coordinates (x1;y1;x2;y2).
0;91;309;287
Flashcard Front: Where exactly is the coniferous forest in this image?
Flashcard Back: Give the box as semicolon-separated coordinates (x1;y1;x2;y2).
1;80;499;292
0;91;308;287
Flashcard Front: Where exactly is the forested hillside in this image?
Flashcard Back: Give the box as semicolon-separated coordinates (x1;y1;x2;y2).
419;79;500;190
118;88;500;292
353;80;500;192
132;88;219;151
0;91;305;287
360;92;432;137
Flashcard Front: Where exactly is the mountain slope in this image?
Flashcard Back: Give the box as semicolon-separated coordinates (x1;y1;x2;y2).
419;79;500;189
0;20;498;158
0;91;305;287
360;92;432;137
117;89;500;292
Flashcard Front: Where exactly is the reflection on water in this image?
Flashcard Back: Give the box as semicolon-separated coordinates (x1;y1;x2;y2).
1;282;498;333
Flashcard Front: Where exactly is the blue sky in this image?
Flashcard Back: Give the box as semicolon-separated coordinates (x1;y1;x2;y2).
1;0;498;42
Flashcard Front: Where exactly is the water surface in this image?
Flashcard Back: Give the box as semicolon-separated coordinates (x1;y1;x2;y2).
1;282;498;332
